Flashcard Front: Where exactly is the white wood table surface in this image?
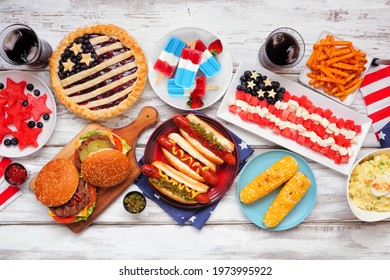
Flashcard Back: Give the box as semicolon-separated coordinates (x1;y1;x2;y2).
0;0;389;260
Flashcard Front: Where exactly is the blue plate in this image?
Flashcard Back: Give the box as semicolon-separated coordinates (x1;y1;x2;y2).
237;149;317;231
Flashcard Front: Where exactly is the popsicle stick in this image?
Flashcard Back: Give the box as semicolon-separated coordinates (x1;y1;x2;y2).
184;39;191;46
206;84;219;90
155;73;164;84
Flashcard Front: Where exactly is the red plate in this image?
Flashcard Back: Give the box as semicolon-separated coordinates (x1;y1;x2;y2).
144;113;239;209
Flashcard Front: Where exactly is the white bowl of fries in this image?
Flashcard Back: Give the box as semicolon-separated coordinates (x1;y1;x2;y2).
299;30;371;106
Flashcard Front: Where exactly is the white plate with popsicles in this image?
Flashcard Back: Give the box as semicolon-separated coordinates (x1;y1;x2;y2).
148;26;233;110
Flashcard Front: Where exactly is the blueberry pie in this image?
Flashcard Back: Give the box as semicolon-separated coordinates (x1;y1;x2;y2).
49;24;147;120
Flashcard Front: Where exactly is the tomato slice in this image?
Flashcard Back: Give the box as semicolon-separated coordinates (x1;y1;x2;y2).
111;133;123;153
52;215;77;224
86;183;97;209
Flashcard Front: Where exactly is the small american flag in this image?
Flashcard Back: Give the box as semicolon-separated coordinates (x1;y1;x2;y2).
359;65;390;148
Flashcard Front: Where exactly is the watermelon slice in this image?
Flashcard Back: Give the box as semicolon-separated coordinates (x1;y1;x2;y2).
10;122;42;149
0;78;27;106
4;102;32;130
27;94;52;122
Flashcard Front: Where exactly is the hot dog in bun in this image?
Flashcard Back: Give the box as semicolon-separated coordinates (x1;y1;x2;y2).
173;114;236;166
34;158;97;224
141;161;211;205
158;133;218;185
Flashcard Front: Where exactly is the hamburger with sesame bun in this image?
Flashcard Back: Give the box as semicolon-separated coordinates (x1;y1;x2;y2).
34;158;97;224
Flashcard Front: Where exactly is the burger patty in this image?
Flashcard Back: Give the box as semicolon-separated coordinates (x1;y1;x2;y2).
74;134;117;170
49;178;92;217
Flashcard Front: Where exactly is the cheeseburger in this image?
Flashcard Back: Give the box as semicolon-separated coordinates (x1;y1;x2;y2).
74;130;132;188
34;158;96;224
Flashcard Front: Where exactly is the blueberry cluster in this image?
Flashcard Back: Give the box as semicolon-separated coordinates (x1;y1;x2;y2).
26;83;40;96
58;34;100;79
236;70;286;104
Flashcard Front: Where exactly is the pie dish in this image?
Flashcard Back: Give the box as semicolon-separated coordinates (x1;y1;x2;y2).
49;24;147;120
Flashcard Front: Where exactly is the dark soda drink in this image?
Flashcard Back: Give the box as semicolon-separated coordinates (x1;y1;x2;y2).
3;28;39;64
265;32;300;66
0;24;52;68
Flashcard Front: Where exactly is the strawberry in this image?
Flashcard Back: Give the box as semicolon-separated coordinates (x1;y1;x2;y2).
208;39;223;56
186;95;204;109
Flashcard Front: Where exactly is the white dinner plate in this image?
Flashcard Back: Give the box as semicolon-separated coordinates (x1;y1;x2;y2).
299;30;371;106
148;26;233;110
238;150;317;231
217;60;372;175
0;70;57;158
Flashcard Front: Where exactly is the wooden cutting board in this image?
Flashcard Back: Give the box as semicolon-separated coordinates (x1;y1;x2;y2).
29;106;159;233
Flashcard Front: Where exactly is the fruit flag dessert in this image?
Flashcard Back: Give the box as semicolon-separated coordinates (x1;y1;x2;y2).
229;70;362;164
174;47;202;88
194;39;221;78
153;37;186;82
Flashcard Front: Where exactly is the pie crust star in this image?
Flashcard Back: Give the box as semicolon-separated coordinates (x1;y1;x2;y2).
247;80;256;89
250;71;260;80
62;59;75;72
69;43;82;55
80;53;94;66
264;78;272;87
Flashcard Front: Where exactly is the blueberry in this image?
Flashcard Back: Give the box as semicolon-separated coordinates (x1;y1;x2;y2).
3;139;11;146
240;75;246;82
0;83;4;89
37;122;43;128
279;87;286;94
26;83;34;91
75;37;83;44
240;81;247;87
33;89;41;96
271;81;280;88
11;138;18;145
28;121;36;128
244;71;252;79
259;96;265;101
236;85;244;91
43;114;50;121
22;100;28;107
245;88;252;94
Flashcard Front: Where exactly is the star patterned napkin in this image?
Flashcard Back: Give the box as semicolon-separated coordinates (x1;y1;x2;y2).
0;157;23;211
135;123;254;230
360;65;390;147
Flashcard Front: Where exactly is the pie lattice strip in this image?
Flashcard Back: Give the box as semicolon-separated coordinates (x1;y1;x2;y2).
65;61;137;95
95;42;125;56
61;50;133;87
69;72;138;104
81;84;135;109
89;35;111;45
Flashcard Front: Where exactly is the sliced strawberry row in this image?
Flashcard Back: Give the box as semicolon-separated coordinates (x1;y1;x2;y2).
230;90;362;164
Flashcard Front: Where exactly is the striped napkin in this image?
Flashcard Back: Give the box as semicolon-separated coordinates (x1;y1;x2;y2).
0;157;23;211
359;65;390;147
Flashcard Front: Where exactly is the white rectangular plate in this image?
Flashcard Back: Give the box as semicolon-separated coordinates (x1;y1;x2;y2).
217;60;372;175
299;30;371;106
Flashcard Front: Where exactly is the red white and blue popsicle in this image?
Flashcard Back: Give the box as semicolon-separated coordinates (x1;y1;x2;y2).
153;37;186;82
195;39;221;78
174;47;203;88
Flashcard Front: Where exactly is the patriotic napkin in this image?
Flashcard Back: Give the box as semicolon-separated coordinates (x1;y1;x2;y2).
135;129;254;230
0;157;23;211
359;65;390;148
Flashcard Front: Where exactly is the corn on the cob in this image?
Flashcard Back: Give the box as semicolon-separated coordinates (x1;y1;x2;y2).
263;172;311;228
240;156;298;204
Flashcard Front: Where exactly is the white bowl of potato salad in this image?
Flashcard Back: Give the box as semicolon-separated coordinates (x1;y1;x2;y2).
347;148;390;221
